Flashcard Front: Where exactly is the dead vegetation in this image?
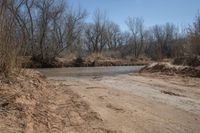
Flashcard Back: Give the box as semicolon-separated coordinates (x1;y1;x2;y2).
24;53;150;68
173;55;200;67
141;62;200;78
0;0;199;69
0;1;22;78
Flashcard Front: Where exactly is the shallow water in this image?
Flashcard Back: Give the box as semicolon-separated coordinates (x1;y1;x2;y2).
38;66;144;80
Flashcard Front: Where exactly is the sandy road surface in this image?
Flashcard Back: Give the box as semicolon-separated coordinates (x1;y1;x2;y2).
49;73;200;133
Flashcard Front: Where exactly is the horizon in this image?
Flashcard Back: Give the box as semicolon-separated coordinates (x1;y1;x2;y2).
68;0;200;31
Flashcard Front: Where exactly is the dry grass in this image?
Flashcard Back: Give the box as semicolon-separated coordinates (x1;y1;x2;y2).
141;62;200;78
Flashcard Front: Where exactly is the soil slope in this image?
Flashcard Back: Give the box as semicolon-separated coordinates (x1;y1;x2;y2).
0;70;116;133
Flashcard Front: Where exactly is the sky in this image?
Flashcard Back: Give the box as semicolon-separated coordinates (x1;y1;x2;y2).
68;0;200;31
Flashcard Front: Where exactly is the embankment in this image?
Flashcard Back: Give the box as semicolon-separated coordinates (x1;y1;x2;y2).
0;70;116;133
22;54;150;68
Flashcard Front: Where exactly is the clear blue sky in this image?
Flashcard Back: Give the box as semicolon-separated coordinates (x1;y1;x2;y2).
68;0;200;31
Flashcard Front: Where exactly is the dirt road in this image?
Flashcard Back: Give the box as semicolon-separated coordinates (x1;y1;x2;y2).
50;73;200;133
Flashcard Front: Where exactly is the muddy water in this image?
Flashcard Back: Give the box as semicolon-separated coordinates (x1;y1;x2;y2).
38;66;144;80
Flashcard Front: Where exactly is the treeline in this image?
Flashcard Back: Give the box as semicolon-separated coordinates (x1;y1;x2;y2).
0;0;200;74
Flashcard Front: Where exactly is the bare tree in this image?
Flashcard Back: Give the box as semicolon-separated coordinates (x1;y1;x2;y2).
188;13;200;56
0;0;23;76
26;0;68;65
64;7;87;53
1;0;198;70
0;0;89;68
152;23;177;59
106;21;122;49
126;17;145;58
84;10;108;53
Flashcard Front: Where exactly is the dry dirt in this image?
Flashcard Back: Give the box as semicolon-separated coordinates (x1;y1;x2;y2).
1;70;200;133
0;70;116;133
49;73;200;133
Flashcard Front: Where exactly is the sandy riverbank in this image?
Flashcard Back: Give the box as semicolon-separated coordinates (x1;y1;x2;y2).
1;69;200;133
50;73;200;133
0;70;116;133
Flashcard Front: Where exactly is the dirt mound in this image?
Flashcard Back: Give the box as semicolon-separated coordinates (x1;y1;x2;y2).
0;70;117;133
141;63;200;78
173;56;200;67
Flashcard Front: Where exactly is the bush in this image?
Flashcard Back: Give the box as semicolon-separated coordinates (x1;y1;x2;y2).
173;55;200;67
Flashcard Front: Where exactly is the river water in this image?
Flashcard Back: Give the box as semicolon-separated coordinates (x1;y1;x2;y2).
38;66;144;80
